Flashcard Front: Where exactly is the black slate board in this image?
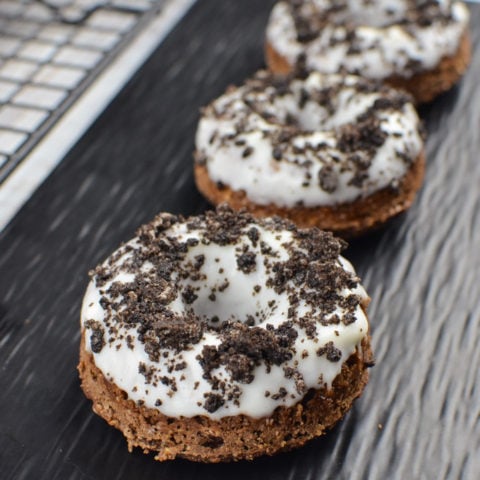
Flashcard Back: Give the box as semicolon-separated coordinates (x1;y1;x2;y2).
1;2;480;479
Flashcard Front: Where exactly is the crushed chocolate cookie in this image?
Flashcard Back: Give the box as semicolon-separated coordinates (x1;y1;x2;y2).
318;165;338;193
242;146;254;158
272;146;283;161
317;341;342;362
203;393;225;413
193;254;205;270
175;361;187;371
197;321;298;385
182;285;198;305
218;280;230;292
284;366;307;395
338;119;387;154
237;251;257;274
142;317;206;360
271;387;288;400
247;227;260;246
85;320;105;354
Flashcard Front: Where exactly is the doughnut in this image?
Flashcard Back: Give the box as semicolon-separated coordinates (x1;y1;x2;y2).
265;0;471;103
195;71;425;237
78;206;373;462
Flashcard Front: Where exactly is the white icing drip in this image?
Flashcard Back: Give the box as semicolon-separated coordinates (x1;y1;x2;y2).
81;221;369;419
266;1;469;79
196;72;423;207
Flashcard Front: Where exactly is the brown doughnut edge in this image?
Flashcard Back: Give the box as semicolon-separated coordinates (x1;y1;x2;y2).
194;152;425;238
78;333;373;462
265;31;471;104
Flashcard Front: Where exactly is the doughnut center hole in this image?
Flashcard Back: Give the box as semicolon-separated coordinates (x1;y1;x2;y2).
177;241;288;329
255;97;330;132
258;88;373;133
308;1;411;28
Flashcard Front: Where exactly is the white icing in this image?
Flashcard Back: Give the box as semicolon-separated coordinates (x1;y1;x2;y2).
195;72;423;208
81;218;369;419
266;1;469;79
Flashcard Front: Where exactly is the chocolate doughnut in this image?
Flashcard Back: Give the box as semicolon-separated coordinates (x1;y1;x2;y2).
195;71;425;237
265;0;471;103
78;207;373;462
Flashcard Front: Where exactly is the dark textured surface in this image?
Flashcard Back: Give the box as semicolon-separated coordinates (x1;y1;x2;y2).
1;1;479;479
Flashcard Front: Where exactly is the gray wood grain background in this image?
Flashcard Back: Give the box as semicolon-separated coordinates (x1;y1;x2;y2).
0;1;479;478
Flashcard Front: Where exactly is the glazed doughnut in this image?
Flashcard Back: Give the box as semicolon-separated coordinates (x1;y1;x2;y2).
78;206;373;462
265;0;471;103
195;71;425;237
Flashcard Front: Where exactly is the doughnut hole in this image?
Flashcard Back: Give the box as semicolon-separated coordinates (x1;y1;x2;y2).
174;230;292;329
247;78;379;135
304;0;420;28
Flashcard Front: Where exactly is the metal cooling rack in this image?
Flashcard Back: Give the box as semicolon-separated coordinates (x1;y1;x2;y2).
0;0;165;184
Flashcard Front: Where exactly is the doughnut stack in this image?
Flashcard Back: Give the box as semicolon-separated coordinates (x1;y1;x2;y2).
196;0;471;237
79;0;472;463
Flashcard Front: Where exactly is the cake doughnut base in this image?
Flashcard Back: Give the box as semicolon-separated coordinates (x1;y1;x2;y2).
78;335;373;463
265;33;471;104
194;153;425;238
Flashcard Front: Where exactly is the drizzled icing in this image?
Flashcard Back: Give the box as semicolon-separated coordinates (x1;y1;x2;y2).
81;208;369;419
266;0;469;79
195;71;423;208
